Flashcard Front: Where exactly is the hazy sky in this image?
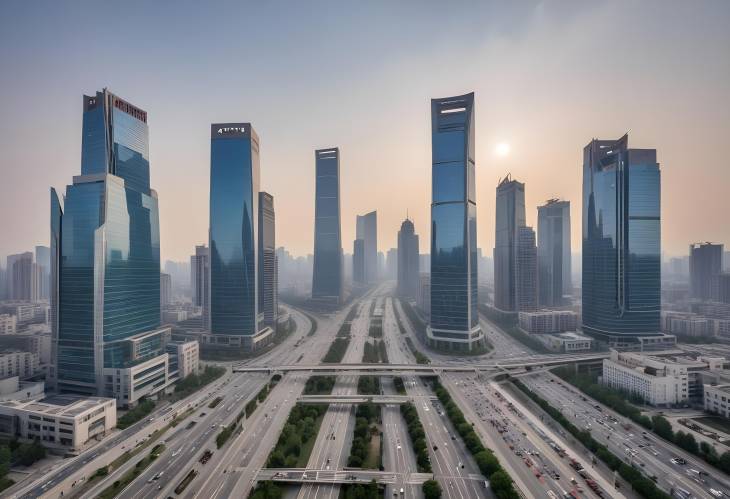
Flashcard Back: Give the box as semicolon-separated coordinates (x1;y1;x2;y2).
1;1;728;263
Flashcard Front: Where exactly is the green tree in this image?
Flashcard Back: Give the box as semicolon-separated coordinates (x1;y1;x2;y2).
422;479;442;499
651;415;674;440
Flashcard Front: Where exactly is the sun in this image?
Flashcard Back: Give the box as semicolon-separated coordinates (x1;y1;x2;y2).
495;142;511;157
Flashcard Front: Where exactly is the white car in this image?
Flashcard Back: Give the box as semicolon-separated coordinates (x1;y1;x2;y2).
710;489;724;497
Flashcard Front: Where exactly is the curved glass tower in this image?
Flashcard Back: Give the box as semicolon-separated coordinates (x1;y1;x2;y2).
428;93;483;352
54;89;162;396
582;134;661;345
312;148;343;302
209;124;261;347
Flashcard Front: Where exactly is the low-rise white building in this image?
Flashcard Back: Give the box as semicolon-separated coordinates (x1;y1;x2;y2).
602;350;727;406
704;384;730;419
536;331;593;353
103;354;169;408
518;310;578;334
165;340;199;380
0;394;116;453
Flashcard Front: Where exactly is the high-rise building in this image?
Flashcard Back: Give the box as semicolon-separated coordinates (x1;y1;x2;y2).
258;192;278;328
52;89;168;403
160;272;172;308
494;175;526;312
537;199;571;307
7;252;40;302
397;218;419;298
353;239;365;284
311;148;343;302
516;226;538;312
35;246;51;300
689;242;723;301
582;134;661;344
428;93;483;351
385;248;398;280
356;211;378;284
190;245;209;323
209;123;270;351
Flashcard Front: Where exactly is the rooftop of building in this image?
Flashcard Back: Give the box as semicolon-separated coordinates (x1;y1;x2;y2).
0;394;113;417
550;331;593;341
706;384;730;394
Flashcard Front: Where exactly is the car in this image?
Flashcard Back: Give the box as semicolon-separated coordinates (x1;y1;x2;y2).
709;489;724;497
671;458;687;465
433;445;438;451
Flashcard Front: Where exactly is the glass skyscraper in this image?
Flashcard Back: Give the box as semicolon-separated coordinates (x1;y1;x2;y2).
53;89;162;395
397;218;419;298
258;191;278;328
312;148;343;302
538;199;571;307
428;93;483;352
494;175;525;312
582;134;661;344
209;123;262;348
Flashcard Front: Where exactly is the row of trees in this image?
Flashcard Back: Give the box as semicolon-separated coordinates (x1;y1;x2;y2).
358;376;381;395
405;337;430;364
348;404;380;468
514;380;670;499
554;367;730;474
304;376;336;395
323;337;350;363
341;480;380;499
117;399;156;429
430;379;519;499
400;402;432;473
173;365;227;401
368;318;383;338
363;340;388;363
393;377;406;395
267;403;327;468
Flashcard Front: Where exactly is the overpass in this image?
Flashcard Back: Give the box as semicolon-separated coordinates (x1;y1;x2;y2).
297;394;435;405
232;353;610;374
255;468;481;485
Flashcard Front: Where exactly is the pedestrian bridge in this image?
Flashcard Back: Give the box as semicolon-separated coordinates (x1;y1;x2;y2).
255;468;435;485
232;353;610;374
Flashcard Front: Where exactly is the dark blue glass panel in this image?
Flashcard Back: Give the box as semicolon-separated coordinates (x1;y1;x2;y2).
113;109;150;194
312;151;342;299
210;137;257;335
432;162;465;203
430;203;467;331
81;104;108;176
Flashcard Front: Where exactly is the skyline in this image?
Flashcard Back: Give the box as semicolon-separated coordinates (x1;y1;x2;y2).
1;1;729;262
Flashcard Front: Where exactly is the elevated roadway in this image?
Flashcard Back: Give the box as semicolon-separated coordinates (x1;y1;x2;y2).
257;468;451;485
296;394;436;405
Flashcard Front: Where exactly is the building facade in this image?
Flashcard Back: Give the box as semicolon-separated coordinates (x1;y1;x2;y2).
353;239;365;284
165;340;199;380
0;351;38;379
160;272;172;308
537;199;571;307
689;242;723;301
582;134;661;345
494;175;526;312
0;315;17;335
190;245;209;323
356;211;378;284
52;89;166;401
519;310;578;334
209;123;269;350
311;148;343;302
516;226;538;312
704;384;730;419
258;192;278;328
428;93;483;351
397;218;420;298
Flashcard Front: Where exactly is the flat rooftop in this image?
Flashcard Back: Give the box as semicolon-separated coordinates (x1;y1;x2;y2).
0;394;112;417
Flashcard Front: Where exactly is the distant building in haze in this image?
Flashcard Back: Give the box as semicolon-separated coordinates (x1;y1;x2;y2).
353;239;365;284
582;134;661;345
689;242;723;301
428;92;483;351
311;148;343;303
385;248;398;280
190;245;209;322
356;211;378;284
7;252;40;302
160;272;172;308
258;192;278;328
35;246;50;300
537;199;571;307
397;218;419;298
516;226;538;312
494;175;525;312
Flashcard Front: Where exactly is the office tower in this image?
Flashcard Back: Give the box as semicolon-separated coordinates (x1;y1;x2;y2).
716;274;730;304
353;239;365;284
582;134;661;344
190;245;210;323
35;246;51;300
537;199;571;307
725;252;730;272
386;248;398;280
689;242;723;300
494;175;525;312
7;252;39;302
397;218;420;298
378;251;385;280
516;226;538;311
160;273;172;307
258;192;278;328
356;211;378;284
311;148;343;302
428;92;483;351
53;89;167;400
209;123;266;350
